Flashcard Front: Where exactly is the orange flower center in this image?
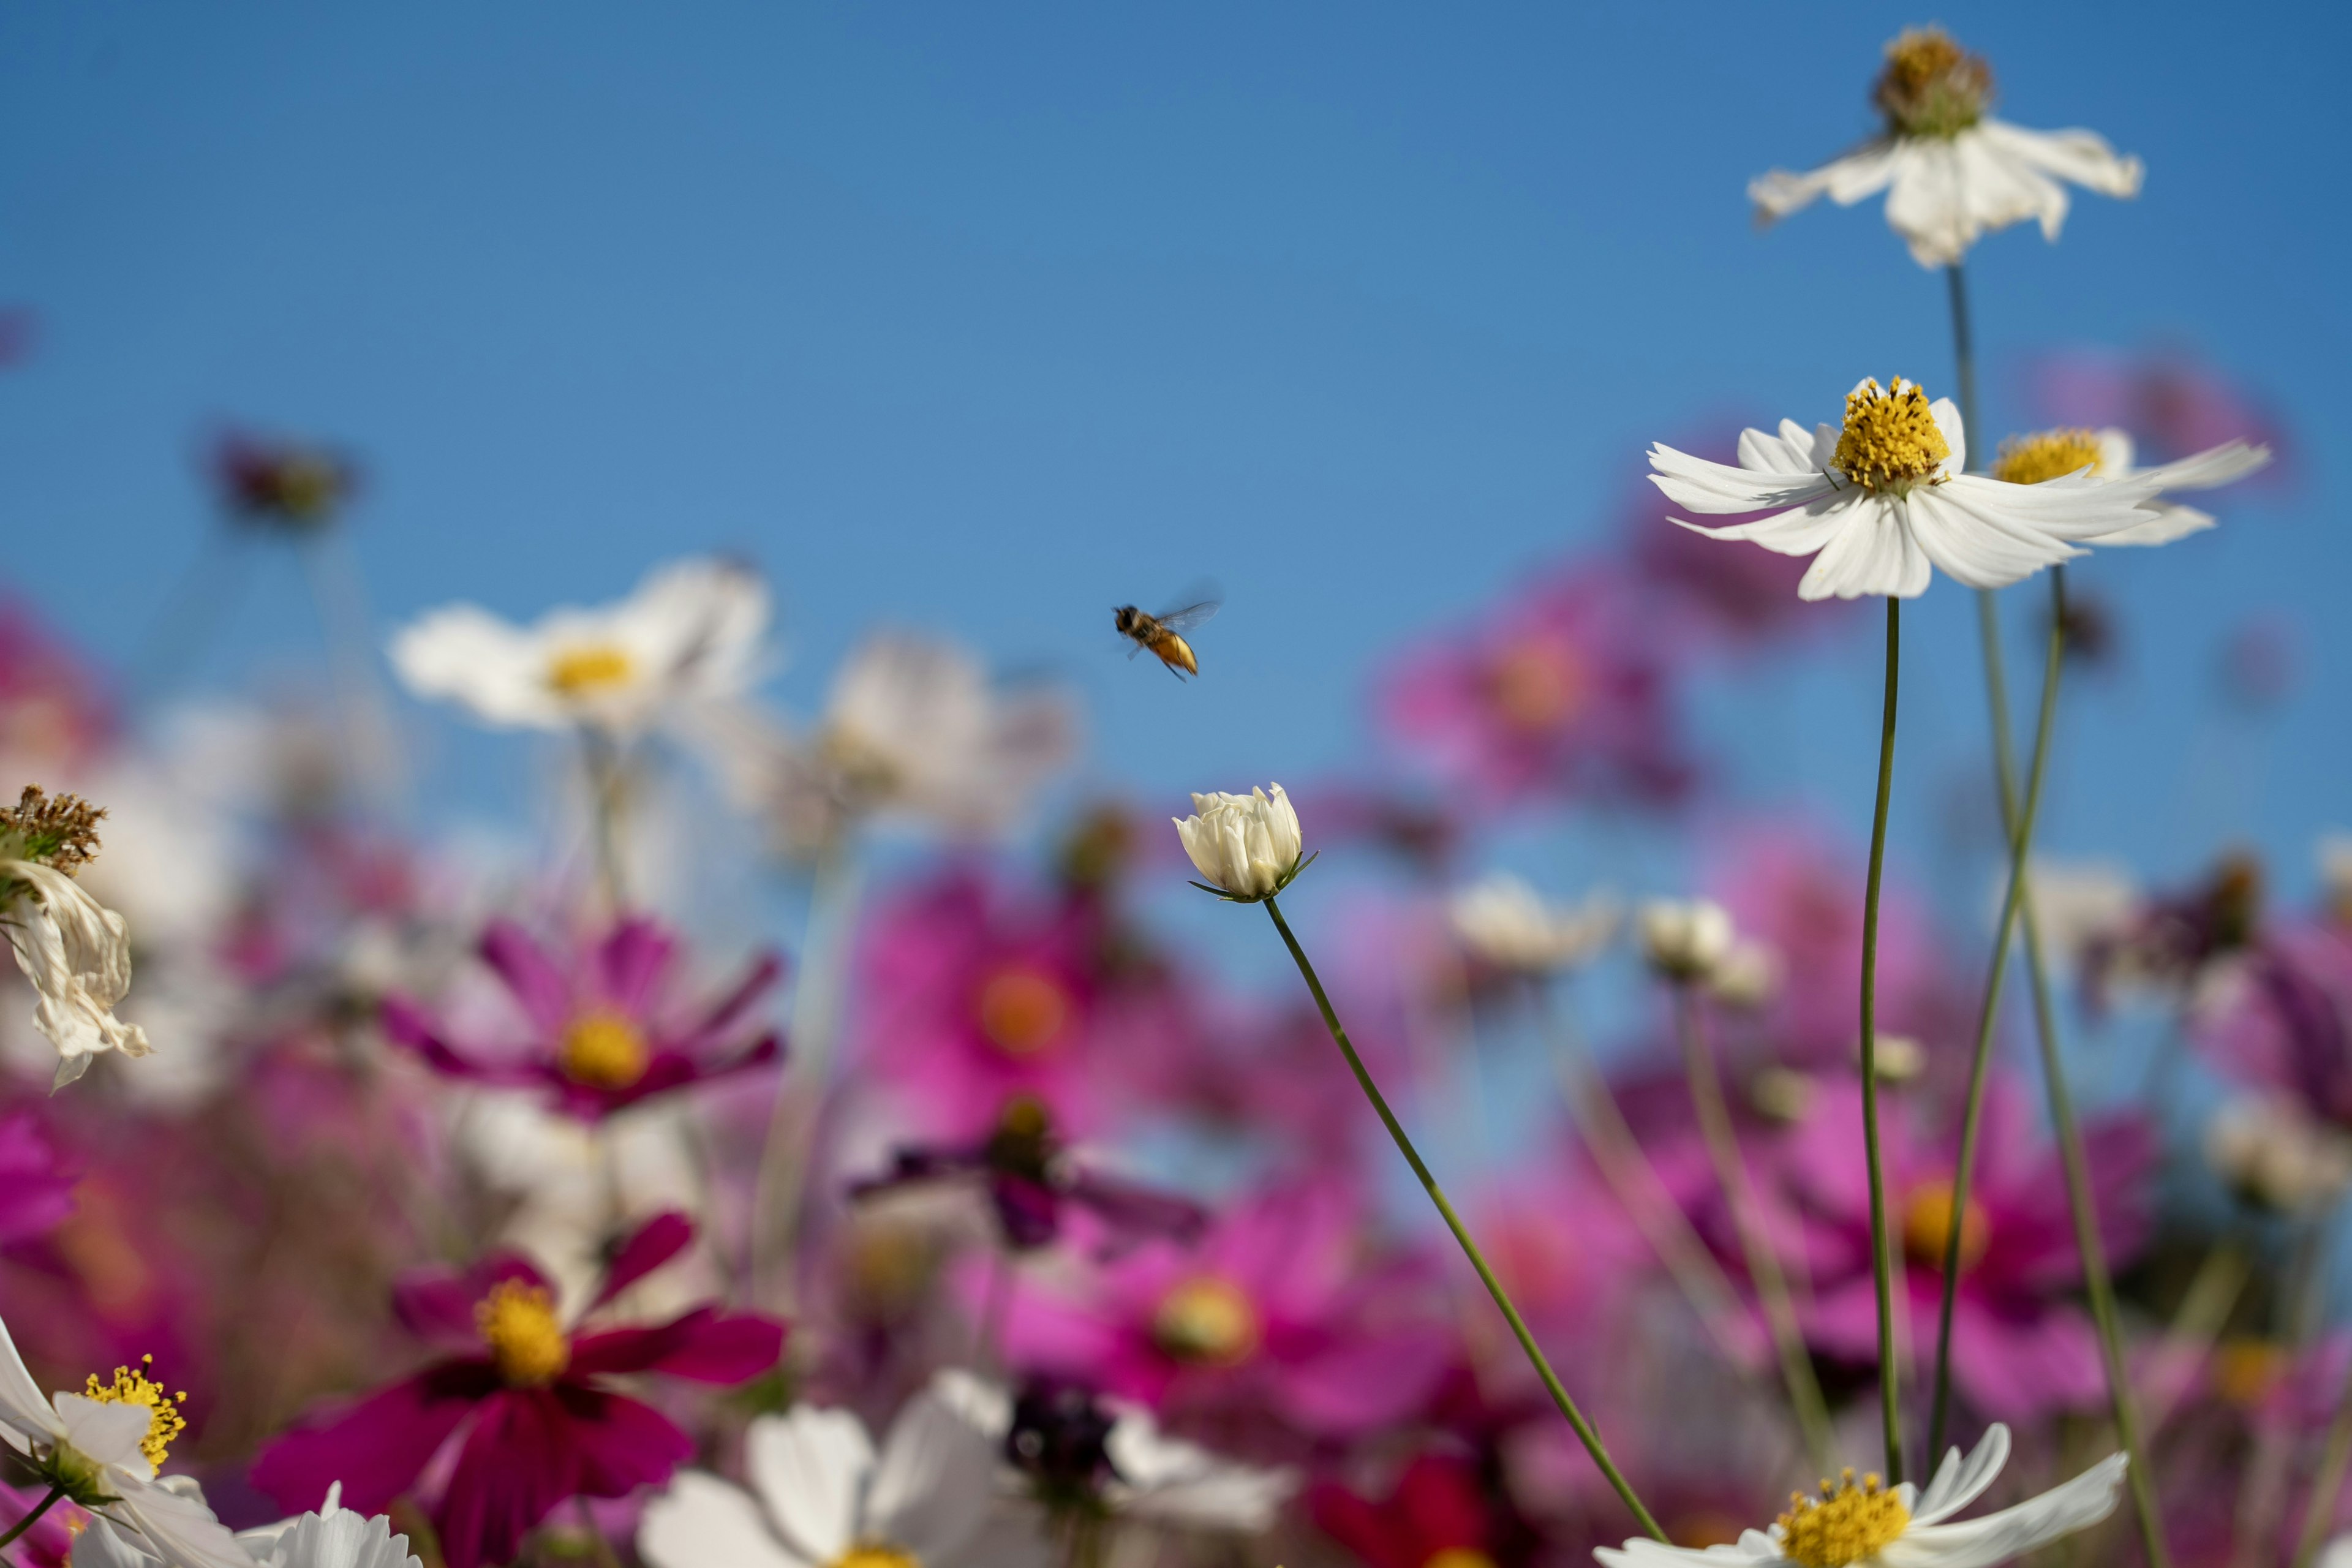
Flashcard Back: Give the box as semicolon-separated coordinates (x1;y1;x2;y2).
1901;1185;1991;1275
976;968;1072;1058
559;1011;650;1089
1487;638;1586;733
1152;1276;1262;1367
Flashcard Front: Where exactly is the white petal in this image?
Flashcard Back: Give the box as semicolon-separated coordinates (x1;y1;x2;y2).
104;1477;257;1568
1911;1423;2010;1526
2096;429;2136;474
1904;485;2080;590
1749;141;1900;222
2134;440;2270;494
924;1369;1012;1439
1930;399;1967;478
1104;1407;1298;1534
1596;1539;1777;1568
0;1313;63;1446
55;1392;159;1479
1883;140;1969;267
1942;472;2163;542
72;1518;160;1568
1796;497;1928;600
253;1504;424;1568
865;1392;1001;1565
1648;445;1839;514
1882;1453;2127;1568
2090;502;2216;548
640;1473;803;1568
386;606;568;731
1978;121;2144;199
745;1407;873;1564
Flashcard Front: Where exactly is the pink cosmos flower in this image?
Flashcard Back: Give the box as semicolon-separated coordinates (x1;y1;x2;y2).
0;598;113;776
1379;563;1694;811
253;1213;783;1568
1782;1078;2152;1422
1313;1452;1516;1568
995;1182;1450;1443
0;1109;75;1246
383;917;783;1121
2194;915;2352;1126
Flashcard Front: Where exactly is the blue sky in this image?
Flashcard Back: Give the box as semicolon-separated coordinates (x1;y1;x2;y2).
0;1;2343;918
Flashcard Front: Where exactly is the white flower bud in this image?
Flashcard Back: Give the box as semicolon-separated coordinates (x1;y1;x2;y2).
1174;785;1304;902
1705;940;1782;1008
1638;899;1736;983
1447;874;1618;977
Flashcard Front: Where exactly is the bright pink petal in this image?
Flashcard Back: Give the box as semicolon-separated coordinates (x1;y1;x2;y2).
251;1363;495;1517
596;920;675;1016
571;1308;785;1384
480;921;574;1033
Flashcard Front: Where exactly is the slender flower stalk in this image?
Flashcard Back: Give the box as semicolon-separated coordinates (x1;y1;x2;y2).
0;1485;61;1549
1261;894;1664;1540
1859;597;1905;1483
2292;1349;2352;1568
1669;985;1835;1472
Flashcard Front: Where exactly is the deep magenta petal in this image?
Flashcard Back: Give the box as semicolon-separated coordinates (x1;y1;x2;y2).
251;1363;494;1518
392;1268;490;1350
433;1389;581;1568
587;1211;695;1311
556;1384;695;1497
570;1308;785;1384
595;919;676;1016
674;951;786;1051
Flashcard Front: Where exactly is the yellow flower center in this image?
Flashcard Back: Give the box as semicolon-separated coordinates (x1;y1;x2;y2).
558;1011;650;1090
831;1546;921;1568
1992;429;2106;487
1873;26;1992;140
546;644;637;696
1423;1553;1496;1568
1833;379;1950;496
1487;638;1587;733
2211;1338;2285;1406
83;1355;187;1471
1901;1185;1991;1275
1152;1276;1262;1367
1777;1471;1912;1568
976;968;1072;1058
476;1280;571;1387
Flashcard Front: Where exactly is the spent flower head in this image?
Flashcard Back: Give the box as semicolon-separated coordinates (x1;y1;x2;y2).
0;785;105;875
1872;26;1993;139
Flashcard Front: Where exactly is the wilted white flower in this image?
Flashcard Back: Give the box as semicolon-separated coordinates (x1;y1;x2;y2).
1174;785;1306;902
2205;1095;2352;1215
1447;873;1619;977
638;1376;1043;1568
1598;1423;2124;1568
692;633;1076;857
1638;898;1735;983
388;557;768;738
1990;428;2271;547
1751;28;2142;269
1649;378;2163;601
0;787;151;1090
0;1312;251;1568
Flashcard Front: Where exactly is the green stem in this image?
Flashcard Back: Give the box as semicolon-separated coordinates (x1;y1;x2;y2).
1673;985;1836;1472
1928;587;2064;1460
0;1488;61;1550
1264;895;1665;1541
2291;1344;2352;1568
1860;595;1905;1483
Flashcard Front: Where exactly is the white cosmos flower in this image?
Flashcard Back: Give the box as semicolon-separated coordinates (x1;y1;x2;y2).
1649;378;2163;601
639;1379;1043;1568
1449;874;1619;977
78;1483;423;1568
1597;1423;2124;1568
388;557;769;737
1989;427;2271;547
1637;899;1735;984
0;1313;251;1568
1750;28;2142;269
1;858;151;1091
2204;1095;2352;1216
1174;785;1305;902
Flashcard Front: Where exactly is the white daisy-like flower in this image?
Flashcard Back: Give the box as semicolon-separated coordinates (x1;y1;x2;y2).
1988;427;2271;546
1597;1423;2124;1568
388;557;769;737
638;1378;1045;1568
0;1314;251;1568
1450;874;1619;978
0;787;151;1090
1648;377;2164;601
2204;1095;2352;1216
1637;898;1735;983
77;1482;423;1568
1751;28;2143;269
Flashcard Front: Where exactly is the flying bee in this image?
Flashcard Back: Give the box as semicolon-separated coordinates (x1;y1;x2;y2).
1114;595;1221;679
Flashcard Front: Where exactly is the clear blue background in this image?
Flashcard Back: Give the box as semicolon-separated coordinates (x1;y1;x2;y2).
0;2;2342;910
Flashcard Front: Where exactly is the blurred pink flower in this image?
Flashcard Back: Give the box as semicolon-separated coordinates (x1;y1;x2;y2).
1782;1078;2152;1422
2027;348;2294;489
383;917;783;1121
997;1182;1450;1442
2194;916;2352;1128
1378;564;1694;811
0;1109;76;1247
0;599;113;776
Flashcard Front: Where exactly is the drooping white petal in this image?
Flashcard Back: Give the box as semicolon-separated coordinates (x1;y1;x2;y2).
1910;1422;2011;1526
2092;502;2216;548
2132;440;2271;494
1882;1453;2127;1568
1943;471;2163;543
1596;1537;1777;1568
1883;139;1970;266
1;861;152;1087
640;1473;804;1568
744;1407;873;1566
1795;496;1931;600
1749;141;1901;222
1648;445;1840;514
1929;398;1967;478
1978;120;2144;200
864;1390;1003;1567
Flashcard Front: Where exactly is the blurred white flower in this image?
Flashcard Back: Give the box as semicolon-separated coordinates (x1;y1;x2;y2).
1649;379;2163;601
2015;857;2140;971
1638;898;1735;984
1448;873;1619;977
2204;1095;2352;1216
1706;940;1783;1009
1600;1423;2124;1568
389;557;768;738
694;633;1076;857
1991;428;2271;547
1174;785;1305;902
1751;28;2141;269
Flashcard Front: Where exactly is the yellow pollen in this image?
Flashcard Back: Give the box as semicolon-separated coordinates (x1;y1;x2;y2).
1901;1186;1991;1275
976;968;1072;1058
1833;379;1950;495
830;1546;922;1568
1423;1552;1499;1568
476;1280;571;1387
1152;1276;1262;1367
83;1355;187;1471
546;644;637;696
1487;638;1587;733
1992;429;2106;487
558;1012;650;1090
1777;1470;1912;1568
1874;26;1993;139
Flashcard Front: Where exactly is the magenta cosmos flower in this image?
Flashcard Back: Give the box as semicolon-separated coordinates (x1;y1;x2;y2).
2194;913;2352;1126
1782;1079;2151;1422
254;1213;783;1568
996;1182;1449;1440
1379;563;1694;811
383;917;783;1120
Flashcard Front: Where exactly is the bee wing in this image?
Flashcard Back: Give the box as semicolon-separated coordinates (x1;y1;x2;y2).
1152;598;1223;635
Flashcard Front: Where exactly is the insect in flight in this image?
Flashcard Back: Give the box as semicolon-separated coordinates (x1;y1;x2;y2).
1114;594;1222;679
